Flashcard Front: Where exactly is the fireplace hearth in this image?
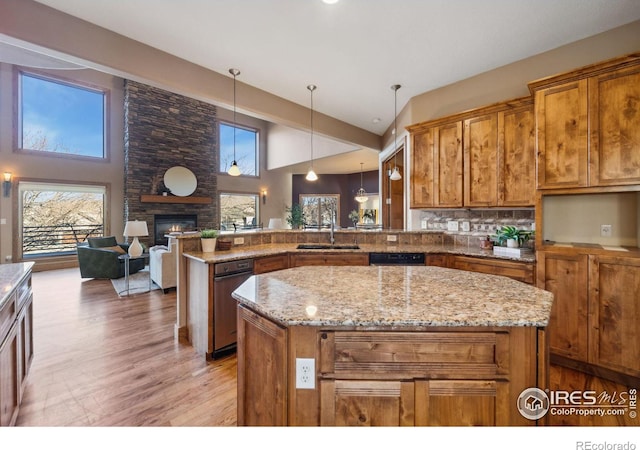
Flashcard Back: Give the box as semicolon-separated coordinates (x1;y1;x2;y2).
154;214;197;246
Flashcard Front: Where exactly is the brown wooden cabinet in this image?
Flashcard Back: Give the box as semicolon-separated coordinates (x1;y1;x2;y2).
410;97;535;208
0;265;33;427
529;54;640;190
537;251;589;361
450;255;535;285
253;253;289;274
537;249;640;382
237;305;287;426
588;255;640;378
410;120;463;208
289;252;369;267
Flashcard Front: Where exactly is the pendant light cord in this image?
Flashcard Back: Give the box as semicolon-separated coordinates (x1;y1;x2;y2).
309;85;315;165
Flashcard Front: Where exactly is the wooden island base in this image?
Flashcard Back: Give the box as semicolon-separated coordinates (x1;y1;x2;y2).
237;305;548;426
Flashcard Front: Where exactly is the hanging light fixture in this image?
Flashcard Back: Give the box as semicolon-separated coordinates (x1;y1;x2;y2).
305;84;318;182
227;68;242;176
389;84;402;181
355;163;369;203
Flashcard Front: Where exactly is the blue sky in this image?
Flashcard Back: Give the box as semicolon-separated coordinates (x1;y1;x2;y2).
219;123;257;175
21;73;105;158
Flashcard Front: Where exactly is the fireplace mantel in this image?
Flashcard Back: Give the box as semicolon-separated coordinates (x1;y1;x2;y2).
140;195;211;204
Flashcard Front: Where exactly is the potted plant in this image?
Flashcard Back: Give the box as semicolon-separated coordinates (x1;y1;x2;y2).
285;204;306;229
348;209;359;227
200;229;219;252
493;226;533;248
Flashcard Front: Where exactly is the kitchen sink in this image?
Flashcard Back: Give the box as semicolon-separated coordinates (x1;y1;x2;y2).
296;244;360;250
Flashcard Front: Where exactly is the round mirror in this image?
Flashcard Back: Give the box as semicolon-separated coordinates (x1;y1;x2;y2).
164;166;197;197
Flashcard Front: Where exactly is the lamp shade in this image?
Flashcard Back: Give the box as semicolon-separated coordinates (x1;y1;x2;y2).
268;218;285;229
123;220;148;237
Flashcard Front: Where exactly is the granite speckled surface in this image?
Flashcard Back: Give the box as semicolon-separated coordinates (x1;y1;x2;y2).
183;242;535;264
0;262;34;310
232;265;553;328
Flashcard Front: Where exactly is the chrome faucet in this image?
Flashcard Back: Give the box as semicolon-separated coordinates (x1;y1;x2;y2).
329;205;335;245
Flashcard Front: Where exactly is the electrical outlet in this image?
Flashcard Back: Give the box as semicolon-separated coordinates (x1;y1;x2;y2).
447;221;459;232
600;224;612;237
296;358;315;389
386;234;397;242
461;221;470;232
0;218;6;225
233;237;245;245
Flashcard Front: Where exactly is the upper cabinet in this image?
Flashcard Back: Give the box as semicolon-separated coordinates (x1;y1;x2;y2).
529;54;640;190
409;97;535;208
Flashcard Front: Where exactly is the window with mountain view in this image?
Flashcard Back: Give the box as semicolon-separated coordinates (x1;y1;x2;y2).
19;182;106;258
219;193;259;231
18;71;107;159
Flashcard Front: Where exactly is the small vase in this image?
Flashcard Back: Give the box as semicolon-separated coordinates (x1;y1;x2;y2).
506;238;519;248
201;238;217;253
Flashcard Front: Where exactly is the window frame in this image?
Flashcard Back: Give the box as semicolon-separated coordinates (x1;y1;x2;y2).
218;120;259;177
299;194;340;229
14;68;111;162
17;178;110;261
218;191;261;231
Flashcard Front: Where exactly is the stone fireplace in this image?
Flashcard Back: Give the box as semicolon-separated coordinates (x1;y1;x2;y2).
153;214;197;246
123;80;218;249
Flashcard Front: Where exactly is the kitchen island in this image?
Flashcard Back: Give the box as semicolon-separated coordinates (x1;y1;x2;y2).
232;265;553;426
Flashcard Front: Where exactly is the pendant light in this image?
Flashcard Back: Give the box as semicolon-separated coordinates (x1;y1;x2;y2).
305;84;318;181
355;163;368;203
227;68;241;176
389;84;402;181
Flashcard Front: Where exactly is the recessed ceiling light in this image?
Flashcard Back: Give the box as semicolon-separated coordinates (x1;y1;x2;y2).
322;0;339;4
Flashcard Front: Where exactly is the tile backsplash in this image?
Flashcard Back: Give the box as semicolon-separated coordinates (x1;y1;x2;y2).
418;209;535;237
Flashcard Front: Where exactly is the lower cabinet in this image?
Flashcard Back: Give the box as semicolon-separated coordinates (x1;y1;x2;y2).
289;252;369;267
253;254;289;274
537;250;640;382
237;304;547;426
429;254;535;285
0;266;33;427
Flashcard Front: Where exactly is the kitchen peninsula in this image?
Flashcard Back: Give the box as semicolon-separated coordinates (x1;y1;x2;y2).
232;265;553;426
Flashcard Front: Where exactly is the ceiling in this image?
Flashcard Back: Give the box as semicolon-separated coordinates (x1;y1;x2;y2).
7;0;640;174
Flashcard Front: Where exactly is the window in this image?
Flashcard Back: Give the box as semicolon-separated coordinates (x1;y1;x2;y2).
299;195;339;228
219;193;260;231
19;182;106;258
219;122;258;176
18;71;107;159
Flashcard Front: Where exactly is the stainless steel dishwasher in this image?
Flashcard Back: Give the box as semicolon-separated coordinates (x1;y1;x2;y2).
213;258;254;359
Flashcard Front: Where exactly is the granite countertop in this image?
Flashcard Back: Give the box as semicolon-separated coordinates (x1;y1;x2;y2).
232;265;554;328
0;262;35;311
183;242;535;264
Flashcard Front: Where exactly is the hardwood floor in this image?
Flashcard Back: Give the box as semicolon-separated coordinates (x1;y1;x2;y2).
16;268;237;426
14;267;637;428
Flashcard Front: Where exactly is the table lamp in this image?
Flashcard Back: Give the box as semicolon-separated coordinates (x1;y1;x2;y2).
123;220;148;257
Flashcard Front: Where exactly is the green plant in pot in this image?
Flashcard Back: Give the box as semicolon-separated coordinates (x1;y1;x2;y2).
200;229;219;252
285;204;306;229
348;209;359;226
493;226;533;248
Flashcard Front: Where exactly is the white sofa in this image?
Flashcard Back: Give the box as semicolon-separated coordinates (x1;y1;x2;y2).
149;241;177;292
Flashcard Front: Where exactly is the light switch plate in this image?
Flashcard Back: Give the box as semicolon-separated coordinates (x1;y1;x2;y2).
387;234;397;242
447;221;459;232
461;221;470;232
234;237;245;245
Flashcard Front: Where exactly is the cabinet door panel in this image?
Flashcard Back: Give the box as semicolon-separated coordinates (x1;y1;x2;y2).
464;114;498;206
535;80;588;188
589;256;640;377
320;380;415;426
411;129;436;208
537;252;589;360
499;105;535;206
0;323;19;426
415;380;509;426
435;122;463;207
589;67;640;186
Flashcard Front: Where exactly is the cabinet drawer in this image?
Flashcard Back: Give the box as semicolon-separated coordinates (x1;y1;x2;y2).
0;293;17;342
320;331;508;380
17;276;32;311
290;253;369;267
253;254;289;274
451;256;535;284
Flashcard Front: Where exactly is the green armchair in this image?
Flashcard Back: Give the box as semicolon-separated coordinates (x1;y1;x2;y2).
77;236;145;279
